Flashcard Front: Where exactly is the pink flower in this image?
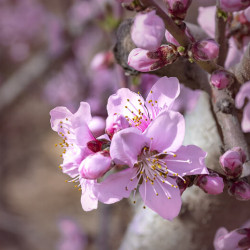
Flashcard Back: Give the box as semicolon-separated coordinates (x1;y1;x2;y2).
218;0;250;12
228;180;250;200
191;39;219;61
165;0;192;20
131;10;165;51
235;81;250;133
94;110;208;220
219;147;246;178
210;70;234;89
128;45;178;72
107;76;180;132
50;102;111;211
128;48;159;72
196;173;224;195
214;223;250;250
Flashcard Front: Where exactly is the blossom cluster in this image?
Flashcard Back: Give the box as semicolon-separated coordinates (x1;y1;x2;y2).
50;76;209;220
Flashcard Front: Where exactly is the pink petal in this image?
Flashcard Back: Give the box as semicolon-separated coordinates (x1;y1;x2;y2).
71;102;92;128
241;102;250;132
75;123;95;147
80;179;98;211
110;127;149;167
94;168;138;204
144;110;185;152
197;6;216;38
166;145;208;176
139;177;181;220
235;81;250;109
107;88;145;118
50;106;72;132
225;39;243;69
146;76;180;110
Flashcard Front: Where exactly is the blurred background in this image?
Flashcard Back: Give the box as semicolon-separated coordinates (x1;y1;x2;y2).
0;0;213;249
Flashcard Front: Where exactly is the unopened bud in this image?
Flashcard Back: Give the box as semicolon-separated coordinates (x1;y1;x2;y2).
106;114;130;138
218;0;250;12
90;51;114;71
191;39;219;61
228;180;250;200
80;152;112;180
128;45;178;72
210;70;234;90
220;147;246;178
131;10;165;51
196;173;224;195
165;0;192;20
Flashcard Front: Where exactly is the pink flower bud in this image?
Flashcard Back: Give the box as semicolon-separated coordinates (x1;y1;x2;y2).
196;174;224;195
88;116;106;138
228;180;250;200
218;0;250;12
165;0;192;20
106;114;130;138
128;45;178;72
131;10;165;51
128;48;158;72
210;70;234;90
220;147;246;178
80;152;112;180
90;51;114;71
191;39;219;61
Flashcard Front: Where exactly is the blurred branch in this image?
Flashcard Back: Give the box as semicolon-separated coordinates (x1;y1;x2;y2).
215;8;229;66
0;46;72;115
232;43;250;84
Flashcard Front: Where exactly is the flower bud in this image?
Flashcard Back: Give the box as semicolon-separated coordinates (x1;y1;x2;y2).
90;51;114;71
191;39;219;61
220;147;246;178
80;152;112;180
218;0;250;12
228;180;250;200
131;10;165;51
210;70;234;90
128;45;178;72
196;174;224;195
165;0;192;20
88;116;106;138
106;114;130;138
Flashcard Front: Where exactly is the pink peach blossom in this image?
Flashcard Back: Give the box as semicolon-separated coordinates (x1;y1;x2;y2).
107;76;180;132
94;110;208;220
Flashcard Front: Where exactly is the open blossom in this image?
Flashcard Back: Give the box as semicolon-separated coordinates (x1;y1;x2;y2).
94;111;208;220
107;76;180;132
131;10;165;51
214;221;250;250
235;81;250;133
50;102;111;211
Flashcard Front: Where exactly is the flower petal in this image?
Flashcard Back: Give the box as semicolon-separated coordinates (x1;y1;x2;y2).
71;102;92;128
94;168;138;204
146;76;180;110
107;88;145;120
75;123;95;147
144;110;185;152
80;179;98;211
241;102;250;133
166;145;208;176
110;127;149;167
139;177;181;220
50;106;72;132
235;81;250;109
